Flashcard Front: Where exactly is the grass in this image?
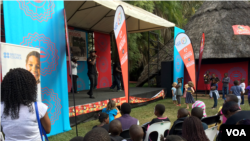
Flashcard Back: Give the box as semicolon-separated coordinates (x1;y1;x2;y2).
48;96;250;141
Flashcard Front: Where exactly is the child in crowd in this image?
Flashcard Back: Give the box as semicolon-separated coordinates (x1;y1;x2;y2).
240;78;246;105
160;135;187;141
210;78;220;109
246;80;250;106
192;100;207;118
185;81;195;109
93;113;110;132
176;78;183;106
222;73;230;100
236;119;250;125
83;127;110;141
109;120;127;141
230;80;243;107
183;84;188;104
129;125;144;141
169;108;190;135
102;99;118;123
172;82;177;104
191;107;208;130
70;136;84;141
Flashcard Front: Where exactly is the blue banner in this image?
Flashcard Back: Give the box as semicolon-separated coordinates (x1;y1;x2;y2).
3;1;71;136
77;61;90;91
173;27;185;93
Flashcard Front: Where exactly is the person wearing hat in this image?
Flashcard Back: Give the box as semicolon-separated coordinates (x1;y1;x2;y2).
71;57;78;94
87;50;98;98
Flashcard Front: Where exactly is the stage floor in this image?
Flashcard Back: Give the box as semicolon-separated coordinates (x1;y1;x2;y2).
68;87;163;107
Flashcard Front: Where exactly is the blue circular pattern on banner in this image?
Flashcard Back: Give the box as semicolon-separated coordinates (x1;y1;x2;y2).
99;77;110;88
175;55;182;72
17;0;55;22
77;78;86;90
228;67;246;85
98;56;108;73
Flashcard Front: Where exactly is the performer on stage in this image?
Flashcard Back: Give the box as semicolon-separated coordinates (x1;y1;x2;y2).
110;61;122;92
71;57;78;94
87;50;98;98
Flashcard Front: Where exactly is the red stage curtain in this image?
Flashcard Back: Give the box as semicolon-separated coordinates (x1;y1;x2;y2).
184;61;248;90
94;32;112;88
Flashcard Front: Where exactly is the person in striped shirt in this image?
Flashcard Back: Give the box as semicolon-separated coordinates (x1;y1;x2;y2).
192;100;207;118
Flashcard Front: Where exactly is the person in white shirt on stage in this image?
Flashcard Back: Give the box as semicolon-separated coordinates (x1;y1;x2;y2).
71;57;78;94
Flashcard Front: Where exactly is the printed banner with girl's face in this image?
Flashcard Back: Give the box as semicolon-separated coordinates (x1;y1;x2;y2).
1;43;41;102
114;5;129;102
175;33;196;89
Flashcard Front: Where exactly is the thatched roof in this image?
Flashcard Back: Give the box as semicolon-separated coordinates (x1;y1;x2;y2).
185;1;250;59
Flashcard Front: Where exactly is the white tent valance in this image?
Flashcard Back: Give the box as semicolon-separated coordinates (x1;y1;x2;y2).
64;0;175;34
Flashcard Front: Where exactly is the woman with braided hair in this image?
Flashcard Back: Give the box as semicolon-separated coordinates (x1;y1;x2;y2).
1;68;51;141
182;116;209;141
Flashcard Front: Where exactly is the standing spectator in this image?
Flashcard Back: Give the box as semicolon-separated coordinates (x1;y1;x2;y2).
1;68;51;141
185;81;195;109
116;103;139;130
172;82;177;104
210;74;218;84
93;113;110;132
203;71;210;96
110;62;122;92
222;73;230;100
176;78;183;107
240;78;246;105
182;116;209;141
210;78;220;109
102;99;118;123
246;80;250;106
71;57;78;93
230;80;243;107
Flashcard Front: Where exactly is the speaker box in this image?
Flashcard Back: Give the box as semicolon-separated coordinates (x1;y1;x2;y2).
161;61;173;98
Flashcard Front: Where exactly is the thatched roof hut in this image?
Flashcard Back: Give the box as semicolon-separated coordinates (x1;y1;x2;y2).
136;1;250;87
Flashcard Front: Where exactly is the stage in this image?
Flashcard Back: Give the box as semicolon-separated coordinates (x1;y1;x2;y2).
68;87;165;126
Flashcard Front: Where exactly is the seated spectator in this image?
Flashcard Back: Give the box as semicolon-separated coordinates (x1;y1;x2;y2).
70;136;84;141
160;135;186;141
83;127;110;141
129;125;144;141
236;119;250;125
191;107;208;130
117;103;139;130
182;116;209;141
222;101;250;125
102;99;118;123
1;68;51;141
93;113;110;132
169;108;189;135
192;100;207;118
109;120;126;141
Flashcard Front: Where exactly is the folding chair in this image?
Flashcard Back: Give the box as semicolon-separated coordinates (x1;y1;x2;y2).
205;125;218;141
144;121;171;141
201;115;220;126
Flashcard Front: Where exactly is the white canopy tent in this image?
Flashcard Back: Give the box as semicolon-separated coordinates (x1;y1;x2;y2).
64;0;175;34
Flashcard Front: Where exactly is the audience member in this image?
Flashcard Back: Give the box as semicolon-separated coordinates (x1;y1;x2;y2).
182;116;209;141
191;107;208;130
129;125;144;141
93;113;109;132
169;108;189;135
222;101;250;125
172;82;177;104
210;78;220;109
246;80;250;106
109;120;126;141
117;103;139;130
230;80;243;107
222;73;230;100
240;78;246;105
160;135;186;141
176;78;183;106
185;81;195;109
102;99;118;123
1;68;51;141
70;136;84;141
83;127;110;141
192;100;207;118
236;119;250;125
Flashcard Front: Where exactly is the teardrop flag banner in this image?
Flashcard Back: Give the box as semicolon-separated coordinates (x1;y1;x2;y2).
196;33;205;89
175;33;196;89
114;5;129;102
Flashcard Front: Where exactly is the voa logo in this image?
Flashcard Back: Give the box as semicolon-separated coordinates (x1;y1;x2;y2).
226;129;246;136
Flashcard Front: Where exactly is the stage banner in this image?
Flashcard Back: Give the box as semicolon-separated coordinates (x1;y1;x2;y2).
173;27;185;93
114;6;129;102
232;25;250;35
68;29;87;61
1;43;41;102
196;33;205;88
175;33;196;89
94;32;112;89
3;1;71;136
